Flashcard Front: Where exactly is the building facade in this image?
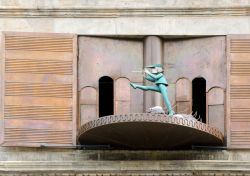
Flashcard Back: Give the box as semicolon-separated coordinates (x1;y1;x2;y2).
1;0;250;175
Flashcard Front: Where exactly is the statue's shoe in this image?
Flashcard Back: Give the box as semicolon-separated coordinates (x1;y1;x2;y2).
130;83;137;89
168;110;175;117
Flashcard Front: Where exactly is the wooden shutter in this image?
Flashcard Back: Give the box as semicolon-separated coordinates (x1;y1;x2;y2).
227;35;250;148
1;32;77;147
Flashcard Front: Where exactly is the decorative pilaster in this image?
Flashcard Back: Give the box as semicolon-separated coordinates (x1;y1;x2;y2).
143;36;163;111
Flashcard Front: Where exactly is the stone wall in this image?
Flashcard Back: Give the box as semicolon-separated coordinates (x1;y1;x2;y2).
1;148;250;175
0;0;249;35
0;1;250;175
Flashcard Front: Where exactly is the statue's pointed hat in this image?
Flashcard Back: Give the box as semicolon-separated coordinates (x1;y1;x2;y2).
146;64;163;68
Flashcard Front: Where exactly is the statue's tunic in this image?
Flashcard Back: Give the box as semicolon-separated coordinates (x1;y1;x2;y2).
145;73;168;85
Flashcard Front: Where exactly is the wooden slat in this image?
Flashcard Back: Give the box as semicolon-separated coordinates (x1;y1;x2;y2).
231;132;250;147
6;50;73;61
231;61;250;75
231;85;250;99
228;35;250;148
231;39;250;53
4;119;72;130
5;82;72;98
4;128;72;144
5;73;72;84
5;96;72;107
5;105;72;121
230;75;250;85
231;121;250;131
231;108;250;122
6;59;72;75
1;32;77;147
5;35;73;52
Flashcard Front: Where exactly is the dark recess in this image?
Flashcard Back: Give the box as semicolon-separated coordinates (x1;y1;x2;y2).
192;77;206;123
99;76;114;117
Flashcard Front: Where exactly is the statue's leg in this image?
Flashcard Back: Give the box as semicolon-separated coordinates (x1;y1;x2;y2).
136;85;160;92
158;84;175;116
130;83;138;89
130;83;160;92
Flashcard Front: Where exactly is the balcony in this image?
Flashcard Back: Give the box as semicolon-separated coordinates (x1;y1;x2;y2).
77;113;223;149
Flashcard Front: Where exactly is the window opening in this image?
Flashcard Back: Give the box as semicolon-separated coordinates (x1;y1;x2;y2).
192;77;206;123
99;76;114;117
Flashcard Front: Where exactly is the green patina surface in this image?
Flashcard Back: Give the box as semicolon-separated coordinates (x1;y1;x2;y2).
130;64;175;116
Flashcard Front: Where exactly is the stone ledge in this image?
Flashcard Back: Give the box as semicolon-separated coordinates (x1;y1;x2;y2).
0;0;250;9
0;7;250;18
2;148;250;161
0;171;249;176
0;160;250;172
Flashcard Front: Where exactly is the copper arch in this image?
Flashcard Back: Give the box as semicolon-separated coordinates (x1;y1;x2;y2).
77;113;223;149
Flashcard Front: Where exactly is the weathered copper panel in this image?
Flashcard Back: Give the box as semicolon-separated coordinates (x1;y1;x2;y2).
164;37;226;146
130;84;143;113
115;101;130;115
80;105;97;125
1;32;77;147
176;78;192;102
80;87;97;105
176;102;191;114
115;78;130;114
208;105;225;136
80;87;97;125
115;78;130;101
78;37;143;88
227;35;250;148
164;37;226;91
207;87;225;135
176;78;191;114
78;37;143;120
208;87;224;105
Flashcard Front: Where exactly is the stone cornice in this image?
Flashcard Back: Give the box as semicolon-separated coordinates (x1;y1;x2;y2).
0;6;250;18
1;160;250;173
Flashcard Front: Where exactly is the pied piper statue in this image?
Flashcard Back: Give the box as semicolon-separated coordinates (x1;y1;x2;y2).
130;64;175;116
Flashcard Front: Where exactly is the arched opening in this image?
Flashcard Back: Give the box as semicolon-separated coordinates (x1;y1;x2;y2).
192;77;206;123
99;76;114;117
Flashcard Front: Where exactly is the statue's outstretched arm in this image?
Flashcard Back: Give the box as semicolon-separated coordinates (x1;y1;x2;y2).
145;75;155;82
146;72;163;80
